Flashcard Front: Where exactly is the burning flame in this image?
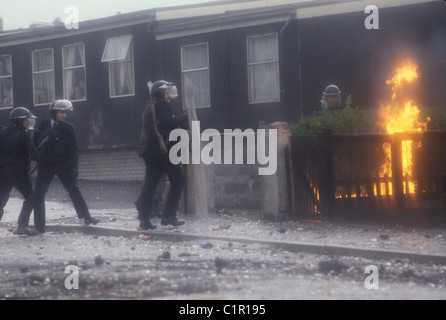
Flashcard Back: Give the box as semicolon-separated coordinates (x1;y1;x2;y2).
377;59;430;195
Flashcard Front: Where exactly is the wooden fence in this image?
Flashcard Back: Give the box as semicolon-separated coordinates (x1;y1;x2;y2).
287;131;446;225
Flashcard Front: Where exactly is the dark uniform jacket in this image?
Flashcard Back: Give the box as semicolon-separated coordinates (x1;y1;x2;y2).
142;100;187;158
33;120;79;170
0;124;39;167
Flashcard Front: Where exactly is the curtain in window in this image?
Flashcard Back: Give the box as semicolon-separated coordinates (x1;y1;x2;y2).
33;49;55;105
33;49;53;72
34;73;55;105
248;34;278;63
183;70;210;108
0;78;13;108
110;60;134;96
182;44;208;70
0;55;13;108
248;34;280;103
182;43;210;109
0;55;12;76
104;37;134;97
248;62;280;103
63;44;86;100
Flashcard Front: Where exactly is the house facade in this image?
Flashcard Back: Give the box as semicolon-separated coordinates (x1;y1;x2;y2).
0;0;444;187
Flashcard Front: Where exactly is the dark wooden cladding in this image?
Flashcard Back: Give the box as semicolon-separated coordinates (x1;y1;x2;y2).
1;1;445;150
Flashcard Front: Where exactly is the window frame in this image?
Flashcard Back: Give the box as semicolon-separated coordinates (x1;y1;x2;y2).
181;42;211;110
0;54;13;109
32;48;55;106
62;42;87;102
247;32;280;104
102;35;135;98
101;35;132;63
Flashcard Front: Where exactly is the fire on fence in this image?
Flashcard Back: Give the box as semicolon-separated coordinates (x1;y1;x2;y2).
376;59;430;197
288;60;446;224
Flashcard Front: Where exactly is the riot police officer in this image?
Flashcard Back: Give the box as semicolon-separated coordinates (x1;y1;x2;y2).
136;80;188;229
320;84;343;113
33;99;99;233
0;107;39;236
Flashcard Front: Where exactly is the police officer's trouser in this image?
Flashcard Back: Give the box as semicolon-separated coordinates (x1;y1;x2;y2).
34;163;90;233
0;164;34;227
137;154;184;222
154;172;167;202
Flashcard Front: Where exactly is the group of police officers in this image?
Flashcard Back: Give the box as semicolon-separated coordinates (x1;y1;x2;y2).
0;81;344;236
0;80;189;236
0;100;100;236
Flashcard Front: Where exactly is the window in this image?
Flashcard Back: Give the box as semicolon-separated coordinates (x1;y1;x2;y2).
181;42;210;109
102;35;135;97
63;43;86;101
32;48;55;105
247;33;280;104
0;54;13;108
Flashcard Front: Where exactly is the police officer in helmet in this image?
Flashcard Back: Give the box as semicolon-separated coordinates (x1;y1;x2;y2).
320;84;342;113
0;107;39;236
136;80;188;230
33;99;99;233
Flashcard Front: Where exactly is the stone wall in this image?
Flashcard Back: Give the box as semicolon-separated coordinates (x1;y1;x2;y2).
206;163;262;211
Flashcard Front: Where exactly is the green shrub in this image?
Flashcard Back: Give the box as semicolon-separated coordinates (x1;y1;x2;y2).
290;106;446;136
290;107;380;136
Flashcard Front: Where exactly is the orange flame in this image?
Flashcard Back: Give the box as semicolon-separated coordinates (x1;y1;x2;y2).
378;59;430;195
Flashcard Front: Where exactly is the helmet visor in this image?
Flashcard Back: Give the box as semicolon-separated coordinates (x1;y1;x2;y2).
24;117;36;130
166;85;178;99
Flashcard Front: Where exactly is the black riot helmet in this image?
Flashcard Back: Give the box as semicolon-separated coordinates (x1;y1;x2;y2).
148;80;178;101
321;84;342;112
10;107;37;130
49;99;73;120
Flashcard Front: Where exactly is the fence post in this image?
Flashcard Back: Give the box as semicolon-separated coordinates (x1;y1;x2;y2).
285;140;296;217
317;130;334;220
260;122;291;219
391;133;404;223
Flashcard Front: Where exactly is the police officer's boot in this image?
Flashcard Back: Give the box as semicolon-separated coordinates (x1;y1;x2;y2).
161;217;185;227
16;225;39;236
84;216;100;226
139;219;157;230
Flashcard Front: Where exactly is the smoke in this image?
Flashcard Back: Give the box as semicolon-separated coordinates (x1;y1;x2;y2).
417;28;446;107
363;24;446;110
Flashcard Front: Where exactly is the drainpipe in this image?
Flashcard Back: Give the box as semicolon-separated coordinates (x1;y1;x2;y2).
279;12;296;38
146;15;155;32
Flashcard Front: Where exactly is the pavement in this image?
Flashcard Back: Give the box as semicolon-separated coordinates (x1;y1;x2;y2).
1;179;446;266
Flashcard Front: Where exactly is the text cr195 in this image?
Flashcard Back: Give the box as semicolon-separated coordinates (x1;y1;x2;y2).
223;305;266;315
